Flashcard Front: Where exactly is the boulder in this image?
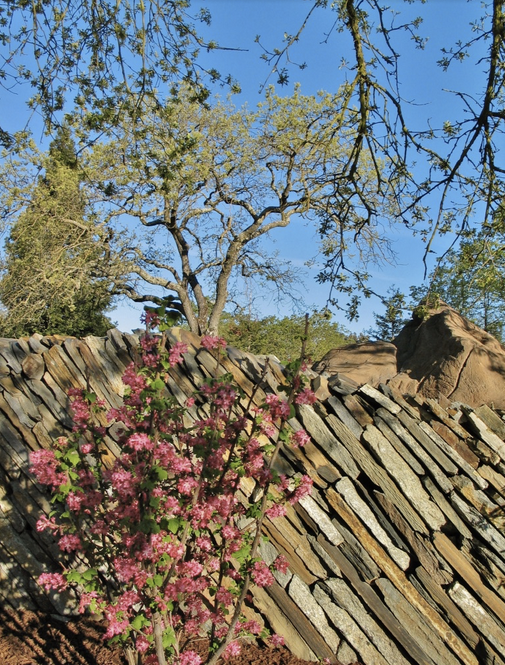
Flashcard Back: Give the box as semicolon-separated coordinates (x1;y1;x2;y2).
391;304;505;409
313;304;505;409
312;341;398;388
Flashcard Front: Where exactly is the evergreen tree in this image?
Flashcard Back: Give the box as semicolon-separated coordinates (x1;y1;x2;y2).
0;127;115;338
365;288;409;341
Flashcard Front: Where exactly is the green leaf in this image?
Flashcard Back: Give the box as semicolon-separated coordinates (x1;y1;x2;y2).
84;391;97;404
233;542;252;563
150;378;165;391
162;626;176;649
131;614;150;631
166;517;181;534
279;428;290;443
138;516;157;533
82;568;98;581
150;496;161;509
153;466;168;481
66;450;80;466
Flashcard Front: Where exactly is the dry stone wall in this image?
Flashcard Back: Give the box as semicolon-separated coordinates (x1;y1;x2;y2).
1;328;505;664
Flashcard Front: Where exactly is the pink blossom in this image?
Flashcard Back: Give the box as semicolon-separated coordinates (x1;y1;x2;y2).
216;586;233;606
207;557;220;572
239;620;262;635
77;468;96;487
104;609;130;639
221;524;240;541
196;535;212;552
251;561;274;588
69;392;92;430
145;656;160;665
38;572;68;592
270;634;285;647
116;589;141;612
33;312;308;661
287;475;313;504
78;591;102;614
36;515;61;534
141;309;160;329
214;385;237;411
223;641;241;660
177;476;199;495
169;342;188;366
273;555;289;574
58;534;82;552
264;394;291;420
291;429;311;447
114;557;140;583
30;449;66;489
165;542;184;561
136;635;151;653
179;650;203;665
90;520;109;536
201;335;227;351
66;491;85;512
122;363;147;393
179;560;203;577
276;475;290;492
110;468;137;497
295;388;317;406
127;432;154;452
172;456;192;474
266;503;287;519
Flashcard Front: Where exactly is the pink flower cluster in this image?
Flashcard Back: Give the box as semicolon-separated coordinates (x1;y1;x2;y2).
294;387;317;406
38;572;68;592
32;315;314;665
31;449;66;490
201;335;227;351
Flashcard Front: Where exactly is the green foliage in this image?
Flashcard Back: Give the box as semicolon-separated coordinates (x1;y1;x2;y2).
411;225;505;342
0;128;115;338
219;311;354;364
0;0;229;133
411;293;441;322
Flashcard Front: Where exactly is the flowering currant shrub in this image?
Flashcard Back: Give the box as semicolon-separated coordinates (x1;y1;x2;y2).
31;311;314;665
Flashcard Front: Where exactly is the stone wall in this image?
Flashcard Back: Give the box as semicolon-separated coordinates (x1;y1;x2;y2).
1;328;505;664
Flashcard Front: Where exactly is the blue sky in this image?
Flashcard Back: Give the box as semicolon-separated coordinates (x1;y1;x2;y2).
0;0;494;335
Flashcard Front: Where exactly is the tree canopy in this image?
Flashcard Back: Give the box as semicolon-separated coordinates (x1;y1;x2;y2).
79;87;397;334
0;0;241;143
261;0;505;312
364;288;409;342
1;0;504;329
0;127;116;337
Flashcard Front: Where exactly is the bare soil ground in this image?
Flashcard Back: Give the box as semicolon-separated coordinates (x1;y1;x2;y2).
0;606;354;665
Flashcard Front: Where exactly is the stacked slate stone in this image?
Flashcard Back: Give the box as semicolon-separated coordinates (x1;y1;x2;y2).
1;329;505;665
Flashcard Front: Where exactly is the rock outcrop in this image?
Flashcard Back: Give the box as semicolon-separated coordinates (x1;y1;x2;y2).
314;304;505;409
